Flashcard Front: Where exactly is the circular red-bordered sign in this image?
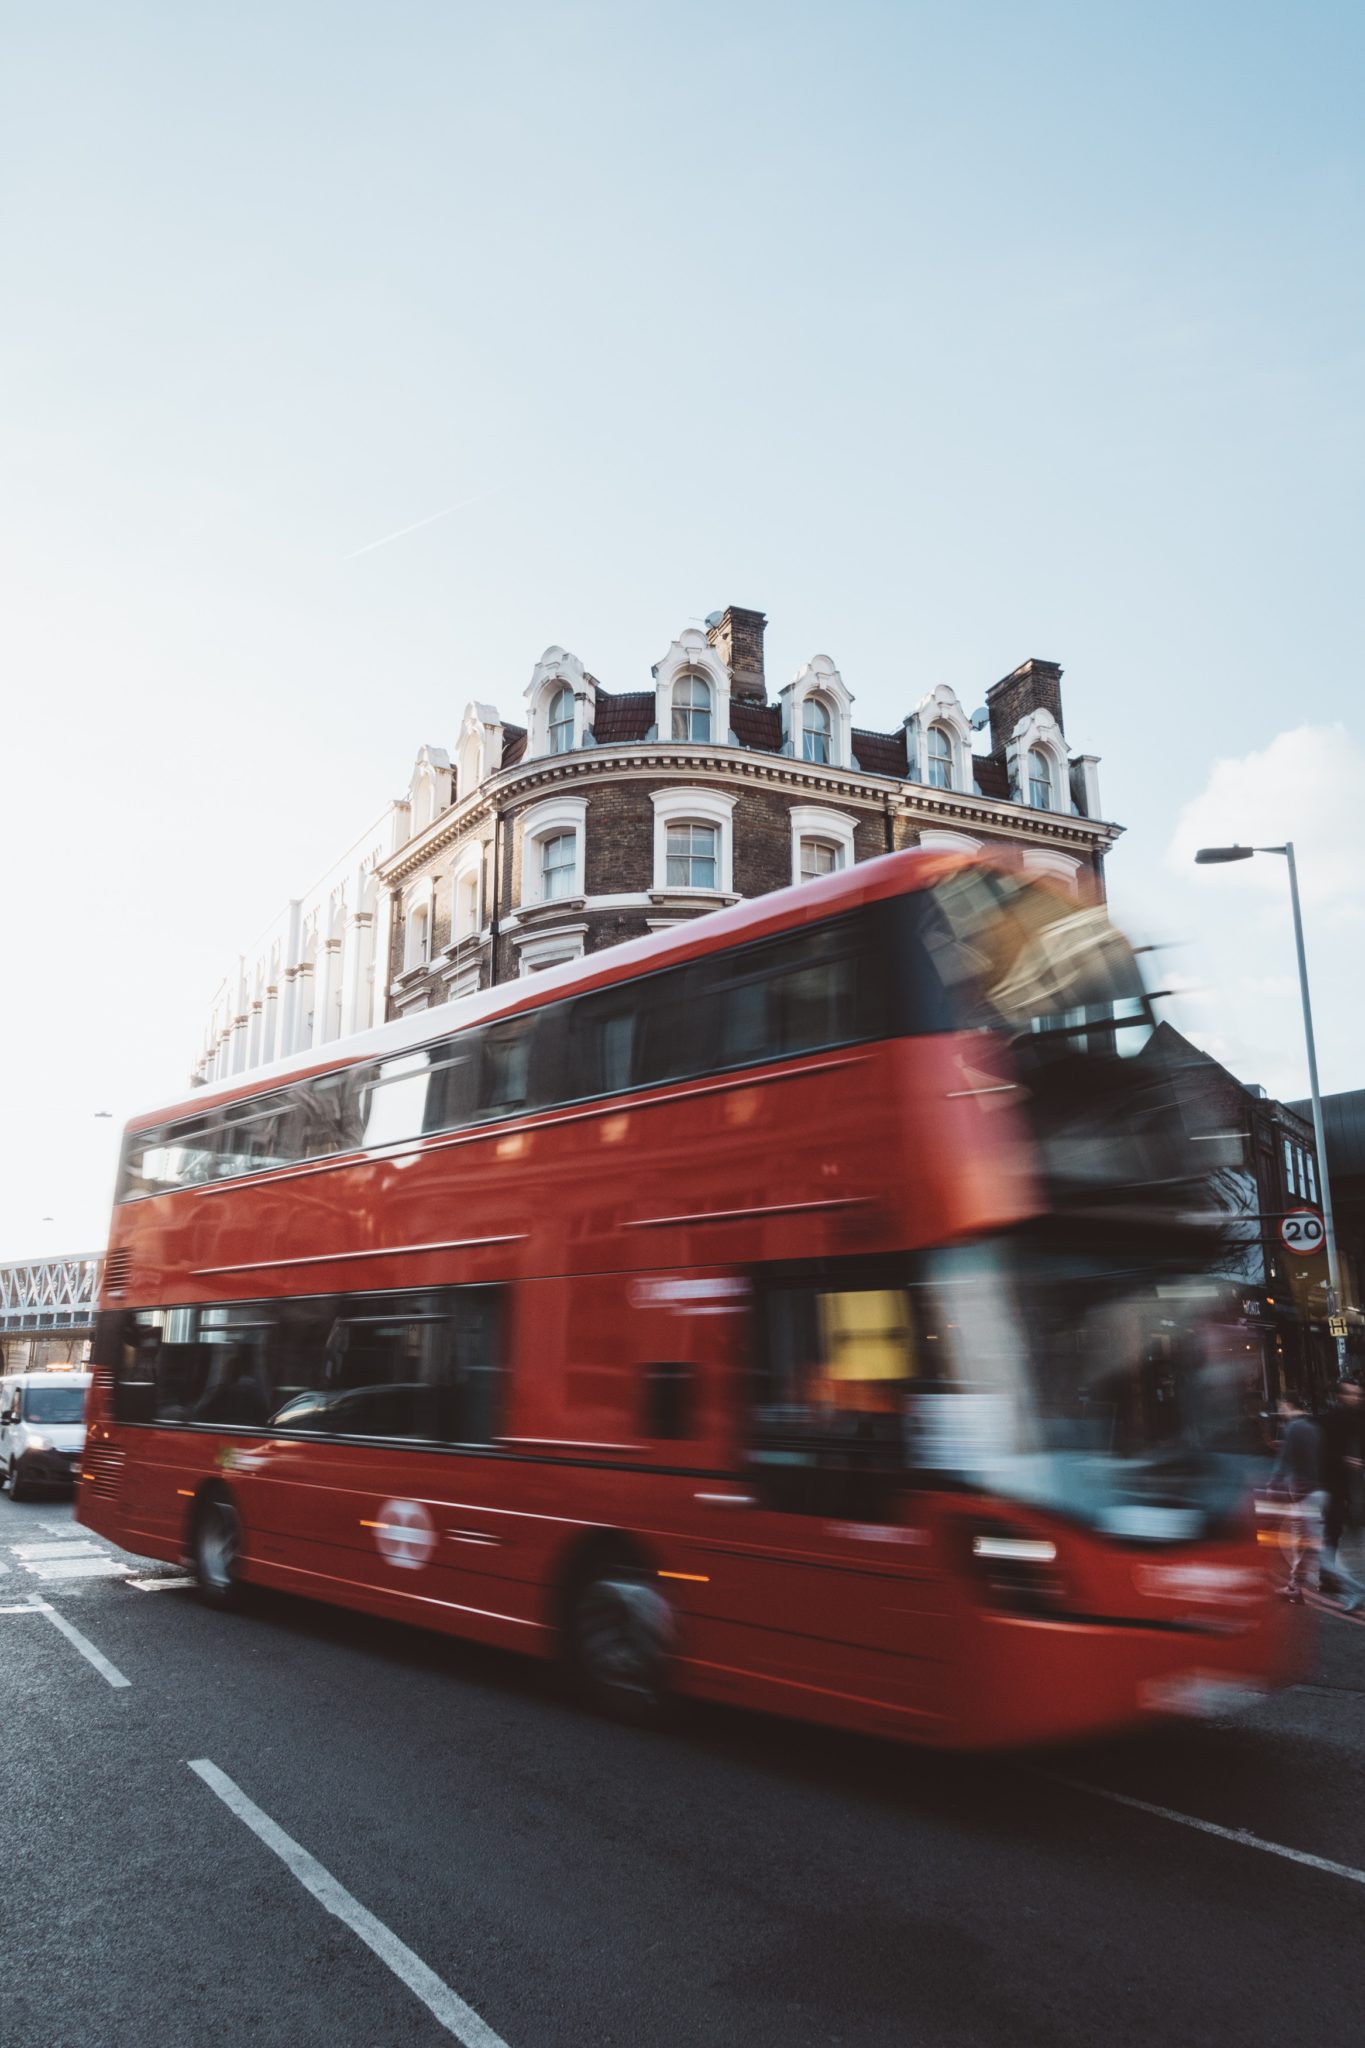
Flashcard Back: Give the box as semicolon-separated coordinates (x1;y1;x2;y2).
1279;1207;1325;1255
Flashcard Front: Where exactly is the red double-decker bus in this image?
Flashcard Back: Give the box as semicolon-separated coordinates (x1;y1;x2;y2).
79;850;1300;1747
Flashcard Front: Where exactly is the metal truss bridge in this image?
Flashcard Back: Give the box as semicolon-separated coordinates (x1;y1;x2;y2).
0;1254;104;1335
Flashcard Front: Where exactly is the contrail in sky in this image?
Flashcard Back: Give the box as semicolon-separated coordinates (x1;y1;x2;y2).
343;492;489;560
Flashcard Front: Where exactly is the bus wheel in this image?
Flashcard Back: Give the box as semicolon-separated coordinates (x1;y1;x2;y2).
569;1567;673;1724
192;1490;243;1609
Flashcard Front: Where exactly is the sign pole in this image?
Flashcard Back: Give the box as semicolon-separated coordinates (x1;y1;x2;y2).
1283;842;1346;1371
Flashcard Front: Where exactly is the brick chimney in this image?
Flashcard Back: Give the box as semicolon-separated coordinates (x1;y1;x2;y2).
706;605;767;704
985;658;1064;759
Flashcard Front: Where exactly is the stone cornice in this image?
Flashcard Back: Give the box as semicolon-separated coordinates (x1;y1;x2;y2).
376;740;1123;886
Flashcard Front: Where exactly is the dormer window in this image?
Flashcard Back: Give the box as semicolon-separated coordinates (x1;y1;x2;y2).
1028;747;1054;810
927;725;953;790
802;697;832;765
548;686;574;755
671;674;712;743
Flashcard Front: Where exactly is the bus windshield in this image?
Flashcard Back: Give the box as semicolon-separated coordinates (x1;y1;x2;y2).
910;1230;1255;1537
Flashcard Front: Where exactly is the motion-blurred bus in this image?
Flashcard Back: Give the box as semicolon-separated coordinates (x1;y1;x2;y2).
79;850;1299;1746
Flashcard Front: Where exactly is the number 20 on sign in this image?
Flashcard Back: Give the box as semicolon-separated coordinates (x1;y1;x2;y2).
1279;1207;1325;1254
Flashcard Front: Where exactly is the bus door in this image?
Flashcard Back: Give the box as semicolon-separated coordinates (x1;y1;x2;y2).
679;1275;950;1732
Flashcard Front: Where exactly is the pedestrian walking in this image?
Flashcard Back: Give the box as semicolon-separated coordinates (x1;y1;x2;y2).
1320;1378;1365;1613
1269;1392;1326;1602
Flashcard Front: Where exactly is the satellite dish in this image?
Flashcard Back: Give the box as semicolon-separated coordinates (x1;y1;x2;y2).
704;611;724;628
969;706;989;731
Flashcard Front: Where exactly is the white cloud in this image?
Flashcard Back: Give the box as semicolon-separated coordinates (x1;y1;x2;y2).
1117;724;1365;1099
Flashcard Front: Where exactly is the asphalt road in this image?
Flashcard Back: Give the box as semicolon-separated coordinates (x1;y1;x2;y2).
3;1486;1363;2048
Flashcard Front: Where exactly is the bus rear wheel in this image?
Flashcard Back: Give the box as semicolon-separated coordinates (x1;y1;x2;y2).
192;1491;244;1609
568;1566;673;1724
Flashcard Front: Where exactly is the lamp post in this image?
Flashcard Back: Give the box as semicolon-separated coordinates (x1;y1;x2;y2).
1194;842;1345;1369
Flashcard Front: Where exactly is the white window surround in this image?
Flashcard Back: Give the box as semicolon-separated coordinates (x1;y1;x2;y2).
518;793;588;907
449;842;484;941
1007;707;1070;816
512;922;588;975
405;745;453;841
650;786;737;895
904;685;972;794
917;827;985;854
1020;846;1082;896
402;887;433;974
652;629;732;750
525;647;593;759
455;704;502;800
444;964;483;1002
781;655;854;769
788;804;858;886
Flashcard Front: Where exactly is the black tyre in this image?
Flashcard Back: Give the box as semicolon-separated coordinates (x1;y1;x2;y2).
192;1491;244;1608
568;1566;674;1724
8;1459;26;1503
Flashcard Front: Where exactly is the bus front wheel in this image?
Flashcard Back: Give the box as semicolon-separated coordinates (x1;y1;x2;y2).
192;1490;244;1609
569;1567;674;1724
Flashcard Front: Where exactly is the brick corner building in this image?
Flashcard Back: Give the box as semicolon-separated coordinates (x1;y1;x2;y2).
194;605;1121;1081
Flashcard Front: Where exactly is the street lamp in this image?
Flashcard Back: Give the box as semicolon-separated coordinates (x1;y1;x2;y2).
1194;842;1345;1363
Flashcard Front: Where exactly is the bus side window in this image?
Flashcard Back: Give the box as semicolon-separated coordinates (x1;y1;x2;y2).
449;1287;502;1445
300;1068;367;1158
218;1094;297;1177
634;963;714;1085
424;1037;480;1133
482;1017;537;1117
112;1309;167;1424
362;1050;434;1149
643;1361;695;1442
562;991;635;1099
751;1280;919;1516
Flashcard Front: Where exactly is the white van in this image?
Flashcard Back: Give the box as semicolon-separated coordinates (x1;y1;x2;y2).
0;1372;92;1501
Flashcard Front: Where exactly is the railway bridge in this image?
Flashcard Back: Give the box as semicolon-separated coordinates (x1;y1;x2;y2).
0;1254;103;1371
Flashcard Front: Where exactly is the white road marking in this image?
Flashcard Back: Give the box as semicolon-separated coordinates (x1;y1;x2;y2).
37;1599;131;1688
13;1541;108;1557
1046;1772;1365;1888
22;1557;126;1581
188;1761;510;2048
125;1575;195;1592
0;1600;52;1614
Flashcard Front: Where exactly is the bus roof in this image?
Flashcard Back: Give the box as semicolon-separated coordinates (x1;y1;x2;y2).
132;844;1014;1134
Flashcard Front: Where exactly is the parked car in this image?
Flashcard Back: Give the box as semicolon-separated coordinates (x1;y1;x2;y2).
0;1372;93;1500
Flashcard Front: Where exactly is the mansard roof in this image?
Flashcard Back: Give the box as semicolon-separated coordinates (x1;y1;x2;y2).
592;688;654;743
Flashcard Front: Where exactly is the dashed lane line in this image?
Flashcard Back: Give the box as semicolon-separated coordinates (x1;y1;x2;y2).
1043;1771;1365;1889
34;1597;131;1689
126;1576;195;1592
189;1761;510;2048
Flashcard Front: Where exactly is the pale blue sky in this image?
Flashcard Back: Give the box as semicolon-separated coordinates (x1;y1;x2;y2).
2;2;1362;1254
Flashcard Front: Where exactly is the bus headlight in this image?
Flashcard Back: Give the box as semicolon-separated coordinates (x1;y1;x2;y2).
968;1526;1066;1615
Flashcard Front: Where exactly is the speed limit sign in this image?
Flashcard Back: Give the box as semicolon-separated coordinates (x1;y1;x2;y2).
1279;1207;1325;1255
